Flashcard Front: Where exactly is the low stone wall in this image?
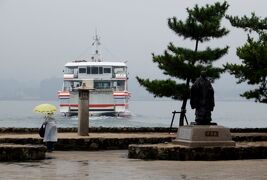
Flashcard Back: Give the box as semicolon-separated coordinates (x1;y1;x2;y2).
0;144;46;161
128;144;267;160
55;137;173;151
0;138;43;145
0;127;266;133
232;135;267;142
1;135;266;151
0;136;173;151
230;128;267;133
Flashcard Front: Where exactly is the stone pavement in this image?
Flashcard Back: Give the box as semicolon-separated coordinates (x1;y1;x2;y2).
0;150;267;180
0;132;176;139
0;132;267;179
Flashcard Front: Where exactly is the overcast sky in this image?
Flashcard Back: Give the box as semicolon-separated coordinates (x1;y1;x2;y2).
0;0;266;97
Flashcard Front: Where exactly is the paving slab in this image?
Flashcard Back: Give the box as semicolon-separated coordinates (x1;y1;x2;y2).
0;150;267;180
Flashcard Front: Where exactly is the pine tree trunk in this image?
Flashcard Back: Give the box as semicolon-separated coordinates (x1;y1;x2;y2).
178;39;199;126
178;78;190;126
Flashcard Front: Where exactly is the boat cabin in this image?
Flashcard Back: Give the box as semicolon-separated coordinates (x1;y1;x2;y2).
63;61;128;92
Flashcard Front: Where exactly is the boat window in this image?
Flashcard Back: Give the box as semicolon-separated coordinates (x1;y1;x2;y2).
94;81;110;89
104;68;111;73
74;68;78;78
63;81;72;91
91;67;98;74
114;80;125;91
74;81;82;88
87;67;91;74
84;66;105;74
79;68;86;74
114;67;124;73
99;67;103;74
64;67;74;74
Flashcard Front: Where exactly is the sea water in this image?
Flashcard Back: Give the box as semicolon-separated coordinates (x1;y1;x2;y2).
0;100;266;128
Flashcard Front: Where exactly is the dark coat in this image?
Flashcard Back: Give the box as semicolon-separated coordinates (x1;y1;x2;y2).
190;76;215;111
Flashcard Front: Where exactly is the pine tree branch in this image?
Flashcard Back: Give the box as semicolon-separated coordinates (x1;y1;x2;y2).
136;77;188;100
226;13;267;33
168;43;229;63
168;1;229;42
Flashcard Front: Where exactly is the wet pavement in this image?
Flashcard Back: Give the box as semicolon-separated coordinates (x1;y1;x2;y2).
0;150;267;180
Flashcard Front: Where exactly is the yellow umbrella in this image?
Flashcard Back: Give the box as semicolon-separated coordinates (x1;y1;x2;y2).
33;103;57;115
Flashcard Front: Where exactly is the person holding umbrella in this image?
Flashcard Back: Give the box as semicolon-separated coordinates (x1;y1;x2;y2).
34;104;58;152
43;112;57;152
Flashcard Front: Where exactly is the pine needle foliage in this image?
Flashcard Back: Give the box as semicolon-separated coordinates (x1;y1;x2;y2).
136;2;229;124
225;13;267;103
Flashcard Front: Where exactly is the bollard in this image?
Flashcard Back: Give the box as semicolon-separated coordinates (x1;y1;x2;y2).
78;83;91;136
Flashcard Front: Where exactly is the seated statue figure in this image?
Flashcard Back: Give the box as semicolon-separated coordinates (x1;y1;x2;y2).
190;71;215;125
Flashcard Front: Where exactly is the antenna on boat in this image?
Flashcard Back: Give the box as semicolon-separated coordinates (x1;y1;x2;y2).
91;30;102;62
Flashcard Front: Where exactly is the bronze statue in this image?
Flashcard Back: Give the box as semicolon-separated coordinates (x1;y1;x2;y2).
190;71;215;125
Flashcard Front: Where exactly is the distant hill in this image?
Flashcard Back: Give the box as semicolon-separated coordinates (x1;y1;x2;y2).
0;78;39;100
39;77;62;100
128;74;248;101
0;78;62;100
0;74;251;101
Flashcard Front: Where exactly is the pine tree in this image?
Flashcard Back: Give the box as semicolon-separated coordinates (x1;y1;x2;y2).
136;2;229;125
225;13;267;103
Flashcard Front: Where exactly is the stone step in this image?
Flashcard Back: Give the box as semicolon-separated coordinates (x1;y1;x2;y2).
0;133;174;151
0;144;46;161
128;141;267;160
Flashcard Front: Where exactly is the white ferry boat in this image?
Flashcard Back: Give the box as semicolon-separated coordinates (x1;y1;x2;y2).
58;34;130;116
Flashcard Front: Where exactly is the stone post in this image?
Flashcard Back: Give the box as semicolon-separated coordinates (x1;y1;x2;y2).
78;83;90;136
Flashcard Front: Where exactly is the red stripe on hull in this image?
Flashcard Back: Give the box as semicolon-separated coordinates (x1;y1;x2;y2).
113;94;129;97
60;104;128;107
63;78;74;80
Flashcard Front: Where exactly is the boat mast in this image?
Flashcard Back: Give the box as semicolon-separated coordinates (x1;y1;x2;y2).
91;31;102;62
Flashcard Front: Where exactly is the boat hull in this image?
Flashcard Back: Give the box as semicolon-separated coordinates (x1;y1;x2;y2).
58;89;130;117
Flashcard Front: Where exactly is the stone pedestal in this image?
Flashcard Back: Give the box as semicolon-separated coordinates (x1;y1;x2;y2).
173;125;235;147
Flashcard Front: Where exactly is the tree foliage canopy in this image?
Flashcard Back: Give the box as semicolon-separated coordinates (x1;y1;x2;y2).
168;2;229;42
225;13;267;103
137;2;229;103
